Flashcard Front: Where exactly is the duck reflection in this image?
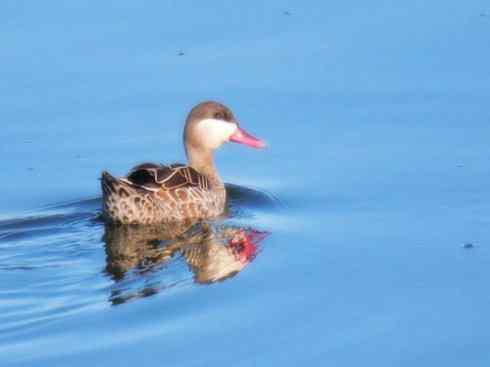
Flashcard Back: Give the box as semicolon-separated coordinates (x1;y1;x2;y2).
103;222;268;304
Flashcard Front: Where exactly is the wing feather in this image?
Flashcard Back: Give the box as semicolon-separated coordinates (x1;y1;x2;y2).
125;162;211;192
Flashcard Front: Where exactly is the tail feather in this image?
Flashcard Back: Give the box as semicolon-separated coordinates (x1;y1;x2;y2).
101;171;119;196
101;171;148;224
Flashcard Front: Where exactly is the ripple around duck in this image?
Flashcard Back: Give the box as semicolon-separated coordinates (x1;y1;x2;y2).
0;185;278;340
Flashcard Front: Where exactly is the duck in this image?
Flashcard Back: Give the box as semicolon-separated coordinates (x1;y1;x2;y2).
101;101;265;225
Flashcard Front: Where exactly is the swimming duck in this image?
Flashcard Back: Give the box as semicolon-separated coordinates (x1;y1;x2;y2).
101;101;265;224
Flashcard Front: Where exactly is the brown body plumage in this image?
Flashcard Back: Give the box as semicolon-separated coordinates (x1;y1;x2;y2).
101;101;265;225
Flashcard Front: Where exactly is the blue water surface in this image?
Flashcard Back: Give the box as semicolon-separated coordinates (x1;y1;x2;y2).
1;1;490;366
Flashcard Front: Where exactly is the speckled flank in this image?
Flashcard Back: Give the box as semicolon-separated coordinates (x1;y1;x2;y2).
101;171;225;225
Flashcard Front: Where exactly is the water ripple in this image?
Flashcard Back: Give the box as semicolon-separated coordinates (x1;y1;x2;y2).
0;184;276;342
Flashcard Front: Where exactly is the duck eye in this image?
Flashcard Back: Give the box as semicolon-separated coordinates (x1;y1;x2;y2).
214;112;224;119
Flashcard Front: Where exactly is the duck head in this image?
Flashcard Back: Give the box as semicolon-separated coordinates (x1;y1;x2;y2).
184;101;266;152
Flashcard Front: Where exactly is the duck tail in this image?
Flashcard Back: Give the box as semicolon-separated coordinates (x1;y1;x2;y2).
101;171;120;197
101;171;141;224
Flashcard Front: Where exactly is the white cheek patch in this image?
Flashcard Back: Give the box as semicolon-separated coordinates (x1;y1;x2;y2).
197;119;237;149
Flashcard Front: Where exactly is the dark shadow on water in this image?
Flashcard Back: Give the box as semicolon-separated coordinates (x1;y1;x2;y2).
226;183;281;210
0;211;100;244
0;211;97;234
0;197;102;240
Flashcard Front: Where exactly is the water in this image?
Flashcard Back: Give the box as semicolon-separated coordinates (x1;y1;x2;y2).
2;1;490;366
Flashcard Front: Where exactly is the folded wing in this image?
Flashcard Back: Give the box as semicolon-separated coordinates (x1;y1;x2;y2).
124;163;210;192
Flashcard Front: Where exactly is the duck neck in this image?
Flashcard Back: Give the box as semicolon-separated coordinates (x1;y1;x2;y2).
185;145;223;189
